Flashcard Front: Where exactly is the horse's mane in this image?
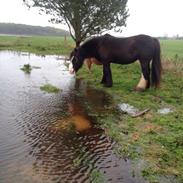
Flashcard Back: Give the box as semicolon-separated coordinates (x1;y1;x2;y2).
79;34;114;57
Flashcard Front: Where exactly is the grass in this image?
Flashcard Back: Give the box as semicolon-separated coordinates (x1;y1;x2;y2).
40;84;60;93
75;38;183;182
76;59;183;182
160;39;183;59
1;35;183;59
73;157;82;168
20;64;32;74
0;35;74;55
89;169;106;183
1;35;183;182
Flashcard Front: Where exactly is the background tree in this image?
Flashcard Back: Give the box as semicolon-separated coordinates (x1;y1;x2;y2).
24;0;129;47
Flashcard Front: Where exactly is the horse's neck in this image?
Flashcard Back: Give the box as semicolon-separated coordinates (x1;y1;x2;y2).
80;50;93;61
81;39;99;58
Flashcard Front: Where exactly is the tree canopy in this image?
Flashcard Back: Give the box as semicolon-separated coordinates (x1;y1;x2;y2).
24;0;129;46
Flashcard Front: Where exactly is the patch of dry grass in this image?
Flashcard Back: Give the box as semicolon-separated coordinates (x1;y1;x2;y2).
162;58;183;77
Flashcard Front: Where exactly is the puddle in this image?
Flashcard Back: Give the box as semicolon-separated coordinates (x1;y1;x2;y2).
0;51;146;183
51;115;92;133
118;103;150;117
158;107;173;114
119;103;173;116
118;103;139;116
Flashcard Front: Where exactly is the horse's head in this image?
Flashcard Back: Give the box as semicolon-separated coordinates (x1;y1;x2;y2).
69;47;84;74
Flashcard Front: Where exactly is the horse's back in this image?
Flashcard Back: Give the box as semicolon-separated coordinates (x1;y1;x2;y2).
81;34;158;63
133;35;156;60
97;35;138;62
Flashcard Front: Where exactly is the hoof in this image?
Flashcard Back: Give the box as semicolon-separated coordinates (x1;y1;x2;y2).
134;87;146;92
104;83;112;87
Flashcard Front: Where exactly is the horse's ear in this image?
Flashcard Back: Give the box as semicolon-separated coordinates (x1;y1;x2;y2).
74;47;78;52
70;47;78;58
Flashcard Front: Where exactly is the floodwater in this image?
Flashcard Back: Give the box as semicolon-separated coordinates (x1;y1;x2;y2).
0;51;146;183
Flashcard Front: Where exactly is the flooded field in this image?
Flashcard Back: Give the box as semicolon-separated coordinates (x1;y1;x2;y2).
0;51;146;183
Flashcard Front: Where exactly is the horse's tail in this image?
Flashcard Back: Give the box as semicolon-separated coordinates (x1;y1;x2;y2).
151;38;162;88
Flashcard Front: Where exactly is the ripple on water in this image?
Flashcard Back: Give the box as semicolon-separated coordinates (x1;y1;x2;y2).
0;51;146;183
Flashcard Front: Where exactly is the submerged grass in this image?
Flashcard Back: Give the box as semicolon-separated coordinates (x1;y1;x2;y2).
89;169;106;183
40;84;60;93
20;64;32;74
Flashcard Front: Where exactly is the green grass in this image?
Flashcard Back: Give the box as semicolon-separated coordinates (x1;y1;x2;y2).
77;61;183;183
160;39;183;59
40;84;60;93
0;35;74;55
1;35;183;59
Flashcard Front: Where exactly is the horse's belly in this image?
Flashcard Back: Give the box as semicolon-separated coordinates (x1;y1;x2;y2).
112;58;136;65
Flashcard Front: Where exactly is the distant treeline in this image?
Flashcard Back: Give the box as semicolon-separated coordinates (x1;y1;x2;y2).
0;23;70;36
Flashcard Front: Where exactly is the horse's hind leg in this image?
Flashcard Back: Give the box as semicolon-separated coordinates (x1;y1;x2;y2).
136;60;150;91
102;63;113;87
87;60;92;73
101;64;106;84
136;74;148;91
84;59;92;73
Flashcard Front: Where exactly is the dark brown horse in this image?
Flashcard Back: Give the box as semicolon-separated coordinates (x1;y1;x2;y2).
70;47;102;73
69;34;162;90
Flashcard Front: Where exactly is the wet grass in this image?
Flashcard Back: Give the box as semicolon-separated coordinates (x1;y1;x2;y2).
20;64;32;74
73;157;82;168
89;169;106;183
40;84;60;93
77;59;183;183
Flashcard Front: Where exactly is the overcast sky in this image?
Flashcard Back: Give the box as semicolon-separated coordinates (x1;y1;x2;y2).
0;0;182;37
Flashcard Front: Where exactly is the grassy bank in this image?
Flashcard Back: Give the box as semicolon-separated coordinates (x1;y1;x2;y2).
0;35;183;182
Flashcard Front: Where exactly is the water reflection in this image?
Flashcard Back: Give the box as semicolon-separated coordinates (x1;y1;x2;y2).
0;51;146;183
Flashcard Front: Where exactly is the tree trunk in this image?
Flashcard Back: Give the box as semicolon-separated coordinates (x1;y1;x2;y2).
75;40;81;47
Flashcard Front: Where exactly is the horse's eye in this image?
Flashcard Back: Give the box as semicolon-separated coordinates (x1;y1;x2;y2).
74;56;79;63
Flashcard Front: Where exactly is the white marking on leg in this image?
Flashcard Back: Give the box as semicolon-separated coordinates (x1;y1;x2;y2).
136;74;148;89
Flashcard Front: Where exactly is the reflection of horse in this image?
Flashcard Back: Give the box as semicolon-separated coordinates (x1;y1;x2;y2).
70;34;162;91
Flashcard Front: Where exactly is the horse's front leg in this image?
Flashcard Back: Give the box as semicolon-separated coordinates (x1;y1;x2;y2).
103;63;113;87
101;66;106;84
